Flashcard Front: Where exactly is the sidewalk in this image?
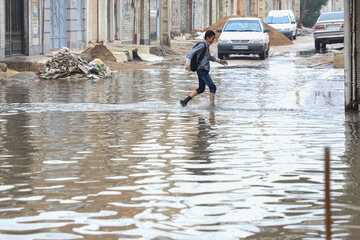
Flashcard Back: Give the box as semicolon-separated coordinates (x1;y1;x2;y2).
0;41;186;75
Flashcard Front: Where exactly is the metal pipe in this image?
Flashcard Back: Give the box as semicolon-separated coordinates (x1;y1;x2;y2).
325;147;331;240
344;0;352;109
42;0;45;54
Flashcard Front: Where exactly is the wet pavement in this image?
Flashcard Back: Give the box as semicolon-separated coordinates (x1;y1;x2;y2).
0;39;357;239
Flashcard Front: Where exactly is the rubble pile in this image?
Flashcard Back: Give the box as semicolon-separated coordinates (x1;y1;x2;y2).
36;47;112;80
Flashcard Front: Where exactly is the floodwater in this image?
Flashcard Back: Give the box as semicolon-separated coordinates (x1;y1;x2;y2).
0;50;358;240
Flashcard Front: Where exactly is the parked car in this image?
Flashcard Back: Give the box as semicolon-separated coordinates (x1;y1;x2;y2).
265;10;297;40
313;11;344;51
217;17;270;60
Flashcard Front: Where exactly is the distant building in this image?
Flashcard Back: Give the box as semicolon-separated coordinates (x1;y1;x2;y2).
321;0;344;13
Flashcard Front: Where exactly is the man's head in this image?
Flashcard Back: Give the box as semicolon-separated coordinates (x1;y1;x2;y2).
204;30;216;45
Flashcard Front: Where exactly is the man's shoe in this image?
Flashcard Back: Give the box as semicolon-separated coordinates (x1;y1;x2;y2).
180;100;187;107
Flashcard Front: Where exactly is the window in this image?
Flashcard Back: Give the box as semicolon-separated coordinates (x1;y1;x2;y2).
266;16;290;24
224;20;261;32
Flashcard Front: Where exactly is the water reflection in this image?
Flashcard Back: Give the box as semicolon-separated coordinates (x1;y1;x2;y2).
0;54;353;239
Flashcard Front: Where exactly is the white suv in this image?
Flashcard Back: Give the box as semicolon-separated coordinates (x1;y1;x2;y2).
217;17;270;60
266;10;297;40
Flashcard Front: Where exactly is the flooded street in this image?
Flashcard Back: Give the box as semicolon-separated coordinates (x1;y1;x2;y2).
0;39;358;239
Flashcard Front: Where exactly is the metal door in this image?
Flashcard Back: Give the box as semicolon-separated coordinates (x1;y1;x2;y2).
50;0;67;50
5;0;25;56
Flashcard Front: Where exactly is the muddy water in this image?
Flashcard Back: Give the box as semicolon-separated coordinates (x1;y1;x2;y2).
0;53;357;239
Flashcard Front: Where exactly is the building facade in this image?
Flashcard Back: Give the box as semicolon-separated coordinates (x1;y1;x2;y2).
0;0;86;59
0;0;301;58
90;0;151;45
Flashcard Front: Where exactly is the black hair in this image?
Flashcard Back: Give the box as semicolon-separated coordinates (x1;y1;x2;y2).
204;30;216;39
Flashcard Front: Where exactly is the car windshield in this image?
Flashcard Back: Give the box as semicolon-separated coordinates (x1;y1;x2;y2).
266;16;290;24
318;12;344;21
223;20;262;32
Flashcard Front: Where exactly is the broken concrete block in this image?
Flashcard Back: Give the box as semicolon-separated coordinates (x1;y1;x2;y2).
137;52;164;62
333;52;344;68
78;64;89;74
112;52;128;63
0;63;7;72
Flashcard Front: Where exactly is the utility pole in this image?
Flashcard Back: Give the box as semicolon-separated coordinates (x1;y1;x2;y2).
160;0;170;47
344;0;352;109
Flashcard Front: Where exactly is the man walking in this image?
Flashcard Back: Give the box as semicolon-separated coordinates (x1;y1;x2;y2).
180;30;228;107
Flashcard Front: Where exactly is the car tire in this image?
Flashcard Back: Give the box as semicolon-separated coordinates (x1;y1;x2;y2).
259;51;266;60
294;30;297;40
289;32;293;41
315;40;321;51
218;53;224;59
321;43;327;50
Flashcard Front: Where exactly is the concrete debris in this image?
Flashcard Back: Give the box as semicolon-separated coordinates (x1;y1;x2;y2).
36;47;113;80
137;52;164;62
173;33;194;41
193;32;205;40
0;63;7;72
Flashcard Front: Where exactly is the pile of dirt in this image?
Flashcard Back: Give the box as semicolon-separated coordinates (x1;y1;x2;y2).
263;22;294;46
204;16;293;46
82;43;117;64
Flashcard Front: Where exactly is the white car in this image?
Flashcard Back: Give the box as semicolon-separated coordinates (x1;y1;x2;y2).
313;11;344;50
266;10;297;40
217;17;270;60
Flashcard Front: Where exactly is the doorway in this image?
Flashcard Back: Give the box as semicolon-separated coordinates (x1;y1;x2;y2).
5;0;25;56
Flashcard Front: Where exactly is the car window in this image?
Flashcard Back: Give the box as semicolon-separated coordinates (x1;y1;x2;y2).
266;16;290;24
318;12;344;21
224;20;262;32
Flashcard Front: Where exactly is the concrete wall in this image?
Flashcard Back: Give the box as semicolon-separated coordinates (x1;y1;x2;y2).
150;0;158;40
140;0;150;45
29;0;41;55
43;0;51;53
0;0;4;58
121;0;136;44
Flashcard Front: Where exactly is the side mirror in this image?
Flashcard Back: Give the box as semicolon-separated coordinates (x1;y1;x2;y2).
292;21;296;24
216;29;222;33
264;29;270;33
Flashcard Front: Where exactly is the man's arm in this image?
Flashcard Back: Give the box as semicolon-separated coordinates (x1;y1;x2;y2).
210;55;228;66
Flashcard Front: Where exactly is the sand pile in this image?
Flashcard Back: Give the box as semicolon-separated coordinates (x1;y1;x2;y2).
204;16;293;46
82;43;117;64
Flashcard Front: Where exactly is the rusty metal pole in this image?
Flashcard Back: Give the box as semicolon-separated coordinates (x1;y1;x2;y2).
325;147;331;240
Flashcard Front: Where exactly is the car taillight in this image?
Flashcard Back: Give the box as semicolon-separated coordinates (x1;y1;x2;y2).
341;23;344;28
315;25;325;30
